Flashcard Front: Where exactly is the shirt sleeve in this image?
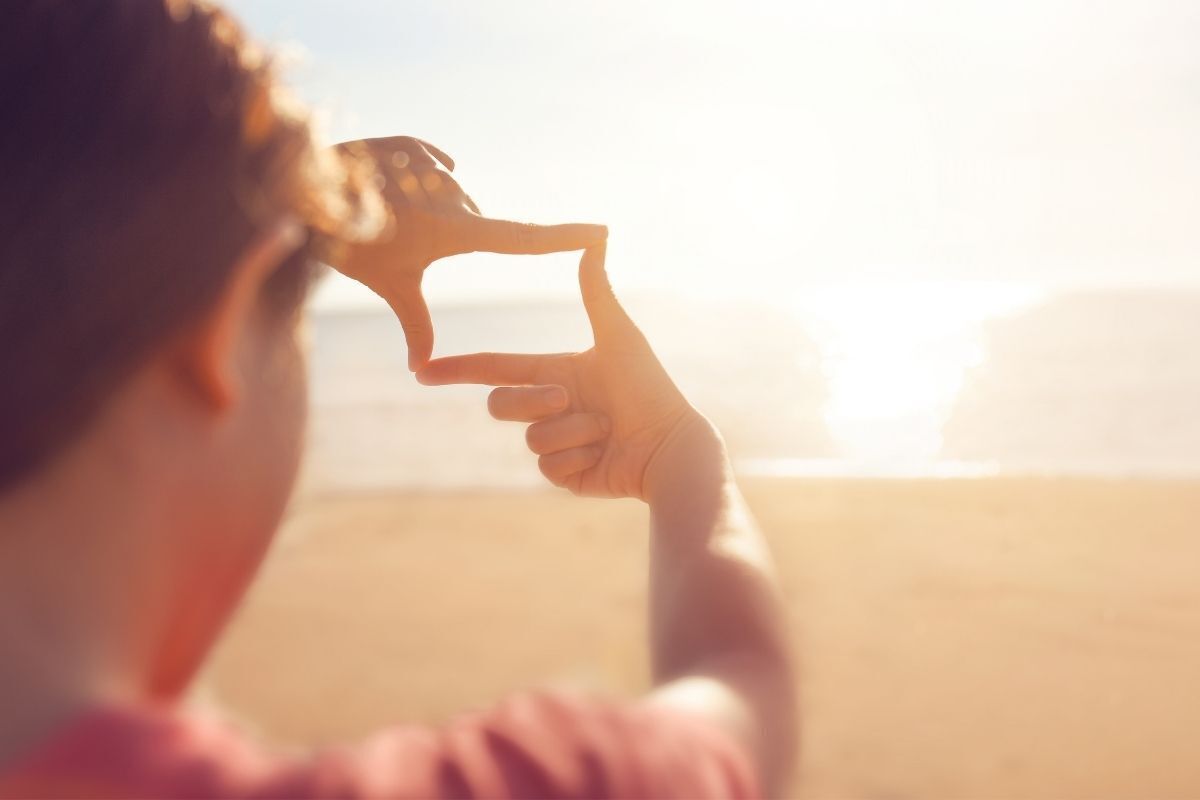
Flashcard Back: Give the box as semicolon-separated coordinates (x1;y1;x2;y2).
0;693;760;800
304;690;761;800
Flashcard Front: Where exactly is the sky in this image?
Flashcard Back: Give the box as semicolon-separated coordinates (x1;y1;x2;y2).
226;0;1200;308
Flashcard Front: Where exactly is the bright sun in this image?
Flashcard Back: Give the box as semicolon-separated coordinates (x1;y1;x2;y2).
788;282;1045;466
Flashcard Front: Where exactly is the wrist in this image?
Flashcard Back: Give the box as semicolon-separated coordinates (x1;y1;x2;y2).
642;411;732;507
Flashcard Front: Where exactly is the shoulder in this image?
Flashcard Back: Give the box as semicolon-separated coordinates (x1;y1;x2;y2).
0;703;322;799
1;692;758;800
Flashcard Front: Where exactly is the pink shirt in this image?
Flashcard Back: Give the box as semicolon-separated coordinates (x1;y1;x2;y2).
0;690;758;799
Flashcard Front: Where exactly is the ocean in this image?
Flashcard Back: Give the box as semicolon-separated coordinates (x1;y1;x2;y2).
301;288;1200;491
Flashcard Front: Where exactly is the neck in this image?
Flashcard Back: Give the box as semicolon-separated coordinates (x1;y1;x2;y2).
0;433;183;763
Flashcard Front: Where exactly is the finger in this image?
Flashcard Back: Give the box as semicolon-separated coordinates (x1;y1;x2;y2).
385;282;434;371
488;385;569;422
539;445;603;486
417;352;561;387
369;136;438;170
454;217;607;256
578;242;636;342
390;165;431;208
344;136;446;173
526;413;611;456
377;148;432;178
416;138;455;171
418;170;478;214
415;168;450;199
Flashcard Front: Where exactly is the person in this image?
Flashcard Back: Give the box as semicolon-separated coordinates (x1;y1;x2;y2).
0;1;796;798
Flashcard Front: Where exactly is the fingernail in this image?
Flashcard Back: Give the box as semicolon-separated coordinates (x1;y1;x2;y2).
544;387;568;410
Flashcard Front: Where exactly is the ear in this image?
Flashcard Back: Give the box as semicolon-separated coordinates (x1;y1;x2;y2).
174;219;305;412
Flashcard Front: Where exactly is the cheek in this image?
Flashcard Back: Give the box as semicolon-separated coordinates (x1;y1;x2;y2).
259;322;309;493
228;320;309;553
166;322;309;674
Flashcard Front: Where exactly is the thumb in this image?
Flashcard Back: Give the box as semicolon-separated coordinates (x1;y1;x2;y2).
383;277;434;371
579;243;636;343
455;216;607;256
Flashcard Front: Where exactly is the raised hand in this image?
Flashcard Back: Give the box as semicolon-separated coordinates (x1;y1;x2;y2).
420;248;796;796
330;136;607;370
416;244;713;500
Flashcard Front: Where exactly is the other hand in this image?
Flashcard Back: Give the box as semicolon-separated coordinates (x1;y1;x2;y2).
331;136;607;370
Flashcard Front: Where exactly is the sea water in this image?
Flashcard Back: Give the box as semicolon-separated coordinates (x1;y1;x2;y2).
302;288;1200;490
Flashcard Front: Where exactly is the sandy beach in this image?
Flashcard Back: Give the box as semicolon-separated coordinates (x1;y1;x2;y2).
205;478;1200;799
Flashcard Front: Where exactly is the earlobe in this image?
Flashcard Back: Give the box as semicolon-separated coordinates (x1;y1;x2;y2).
174;218;305;413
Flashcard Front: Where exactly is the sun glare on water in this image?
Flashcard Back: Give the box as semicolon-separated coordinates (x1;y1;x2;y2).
790;283;1046;469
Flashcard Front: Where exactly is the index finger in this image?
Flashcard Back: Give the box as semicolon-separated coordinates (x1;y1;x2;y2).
415;138;455;171
457;217;608;256
416;352;560;387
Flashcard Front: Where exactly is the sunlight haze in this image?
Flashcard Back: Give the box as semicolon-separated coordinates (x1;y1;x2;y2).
228;0;1200;310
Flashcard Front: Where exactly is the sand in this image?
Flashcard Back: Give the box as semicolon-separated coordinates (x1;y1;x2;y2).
205;478;1200;799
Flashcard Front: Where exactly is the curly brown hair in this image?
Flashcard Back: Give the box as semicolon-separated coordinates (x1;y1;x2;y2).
0;0;386;489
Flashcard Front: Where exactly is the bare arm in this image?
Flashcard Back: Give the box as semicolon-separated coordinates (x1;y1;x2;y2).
642;415;796;796
417;244;797;795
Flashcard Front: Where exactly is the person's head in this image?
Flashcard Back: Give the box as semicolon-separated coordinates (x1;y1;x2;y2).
0;0;383;694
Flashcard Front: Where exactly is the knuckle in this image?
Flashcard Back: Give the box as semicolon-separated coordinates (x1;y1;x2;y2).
588;414;608;438
400;320;429;335
583;444;603;468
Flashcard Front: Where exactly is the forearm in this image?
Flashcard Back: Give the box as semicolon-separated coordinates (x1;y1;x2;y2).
644;415;796;788
647;426;786;677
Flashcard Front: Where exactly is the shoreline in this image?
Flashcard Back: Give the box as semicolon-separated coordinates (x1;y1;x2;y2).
291;472;1200;500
